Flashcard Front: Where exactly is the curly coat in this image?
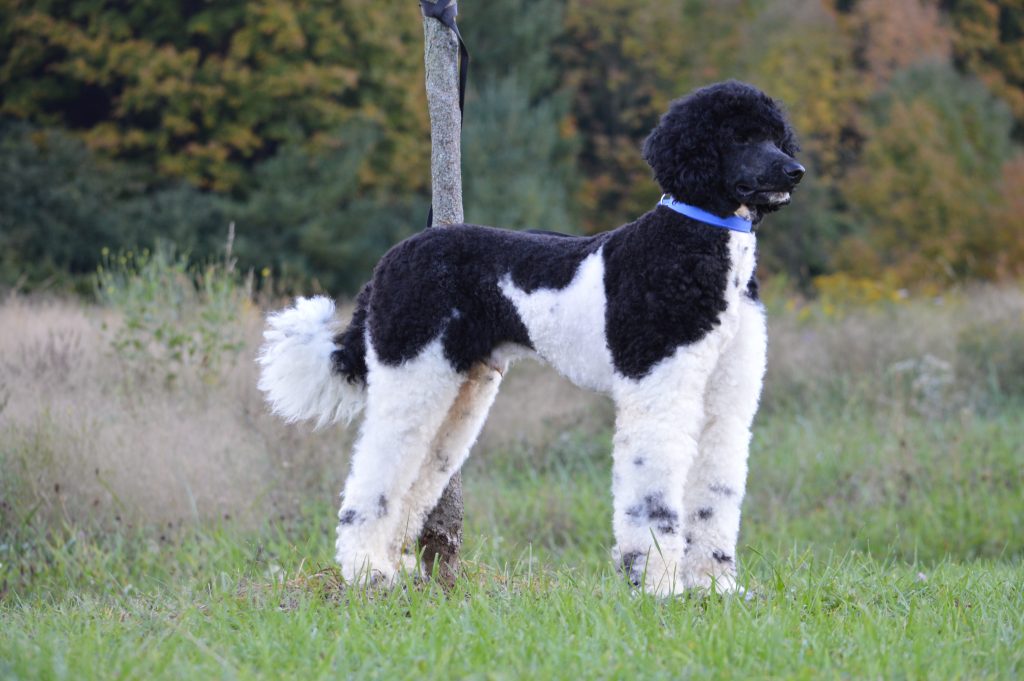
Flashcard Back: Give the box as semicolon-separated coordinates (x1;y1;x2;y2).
258;80;803;595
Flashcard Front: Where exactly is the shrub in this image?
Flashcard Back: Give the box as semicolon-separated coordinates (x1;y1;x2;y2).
95;241;251;386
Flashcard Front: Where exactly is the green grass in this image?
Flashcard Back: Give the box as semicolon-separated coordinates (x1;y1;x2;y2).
2;405;1023;679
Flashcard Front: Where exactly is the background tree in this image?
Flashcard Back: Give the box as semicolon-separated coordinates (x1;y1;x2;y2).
1;0;1021;294
838;62;1019;287
460;0;577;231
0;0;429;193
944;0;1024;137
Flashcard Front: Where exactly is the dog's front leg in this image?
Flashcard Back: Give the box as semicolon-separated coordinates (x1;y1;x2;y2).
680;298;767;593
611;338;720;597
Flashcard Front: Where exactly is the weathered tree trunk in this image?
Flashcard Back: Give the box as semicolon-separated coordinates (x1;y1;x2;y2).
419;0;465;587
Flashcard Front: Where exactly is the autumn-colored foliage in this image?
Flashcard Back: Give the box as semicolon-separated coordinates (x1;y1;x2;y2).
0;0;429;192
0;0;1021;294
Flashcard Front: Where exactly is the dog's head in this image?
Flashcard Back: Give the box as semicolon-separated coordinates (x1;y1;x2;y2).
643;80;804;222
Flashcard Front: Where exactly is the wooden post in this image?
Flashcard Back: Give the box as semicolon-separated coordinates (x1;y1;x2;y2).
419;0;465;587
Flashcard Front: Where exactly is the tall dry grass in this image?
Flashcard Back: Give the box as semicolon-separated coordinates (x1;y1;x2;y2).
0;288;607;533
1;281;1021;534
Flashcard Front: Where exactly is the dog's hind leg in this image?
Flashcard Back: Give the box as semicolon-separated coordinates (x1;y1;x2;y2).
611;337;721;597
334;338;463;585
394;361;504;575
679;298;767;593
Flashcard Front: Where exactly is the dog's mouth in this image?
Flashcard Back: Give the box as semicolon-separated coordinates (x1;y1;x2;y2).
735;184;793;207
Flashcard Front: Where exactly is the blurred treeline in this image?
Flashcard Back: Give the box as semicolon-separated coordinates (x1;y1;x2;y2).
1;0;1021;295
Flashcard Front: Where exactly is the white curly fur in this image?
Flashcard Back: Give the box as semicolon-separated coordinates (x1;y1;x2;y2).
256;296;365;429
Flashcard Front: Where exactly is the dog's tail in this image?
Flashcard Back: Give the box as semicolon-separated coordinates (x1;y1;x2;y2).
257;295;367;429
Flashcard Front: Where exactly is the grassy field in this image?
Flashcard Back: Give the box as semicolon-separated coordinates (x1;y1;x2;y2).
2;279;1023;679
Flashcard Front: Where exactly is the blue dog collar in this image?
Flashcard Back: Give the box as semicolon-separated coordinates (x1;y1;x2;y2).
658;194;753;233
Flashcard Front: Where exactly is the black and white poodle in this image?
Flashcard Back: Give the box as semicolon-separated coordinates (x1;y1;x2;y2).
258;80;804;595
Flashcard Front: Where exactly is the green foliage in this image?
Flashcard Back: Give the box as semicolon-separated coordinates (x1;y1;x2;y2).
95;243;249;385
0;122;229;290
840;62;1017;286
230;126;426;294
1;0;1022;293
460;0;578;231
946;0;1024;137
0;120;424;295
558;0;703;231
0;0;429;192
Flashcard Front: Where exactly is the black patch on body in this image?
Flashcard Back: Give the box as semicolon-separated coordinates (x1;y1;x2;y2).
332;282;371;384
364;225;603;373
330;208;732;382
376;495;388;518
602;207;730;379
711;550;733;564
696;507;714;520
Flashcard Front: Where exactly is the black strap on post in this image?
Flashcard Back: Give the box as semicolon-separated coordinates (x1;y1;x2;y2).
420;0;470;227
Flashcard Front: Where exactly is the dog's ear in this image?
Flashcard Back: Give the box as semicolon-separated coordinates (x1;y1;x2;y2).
642;98;725;211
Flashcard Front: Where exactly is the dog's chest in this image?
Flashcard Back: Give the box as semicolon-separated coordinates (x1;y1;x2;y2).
728;232;757;297
721;232;757;328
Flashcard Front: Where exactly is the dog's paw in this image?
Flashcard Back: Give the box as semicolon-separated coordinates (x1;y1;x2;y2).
335;552;398;588
681;571;741;595
397;554;424;582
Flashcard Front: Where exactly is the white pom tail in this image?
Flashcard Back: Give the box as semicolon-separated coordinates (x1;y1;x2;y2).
257;296;365;428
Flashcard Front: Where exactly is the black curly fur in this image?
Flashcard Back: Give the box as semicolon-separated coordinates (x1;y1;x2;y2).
331;282;371;383
642;80;799;220
329;81;800;384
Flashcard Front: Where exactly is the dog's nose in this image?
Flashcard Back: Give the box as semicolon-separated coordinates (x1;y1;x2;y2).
784;161;805;183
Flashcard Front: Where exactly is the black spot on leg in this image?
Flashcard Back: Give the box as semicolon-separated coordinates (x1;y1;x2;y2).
377;495;388;518
733;275;740;287
684;533;693;554
633;456;645;466
620;551;642;570
644;492;679;535
339;510;361;526
712;550;733;564
696;507;714;520
709;484;736;497
644;493;676;523
626;492;681;534
619;551;644;586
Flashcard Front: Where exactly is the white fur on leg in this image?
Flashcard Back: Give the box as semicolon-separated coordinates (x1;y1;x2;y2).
610;335;722;597
680;297;767;593
334;338;463;584
395;362;504;562
257;296;365;429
